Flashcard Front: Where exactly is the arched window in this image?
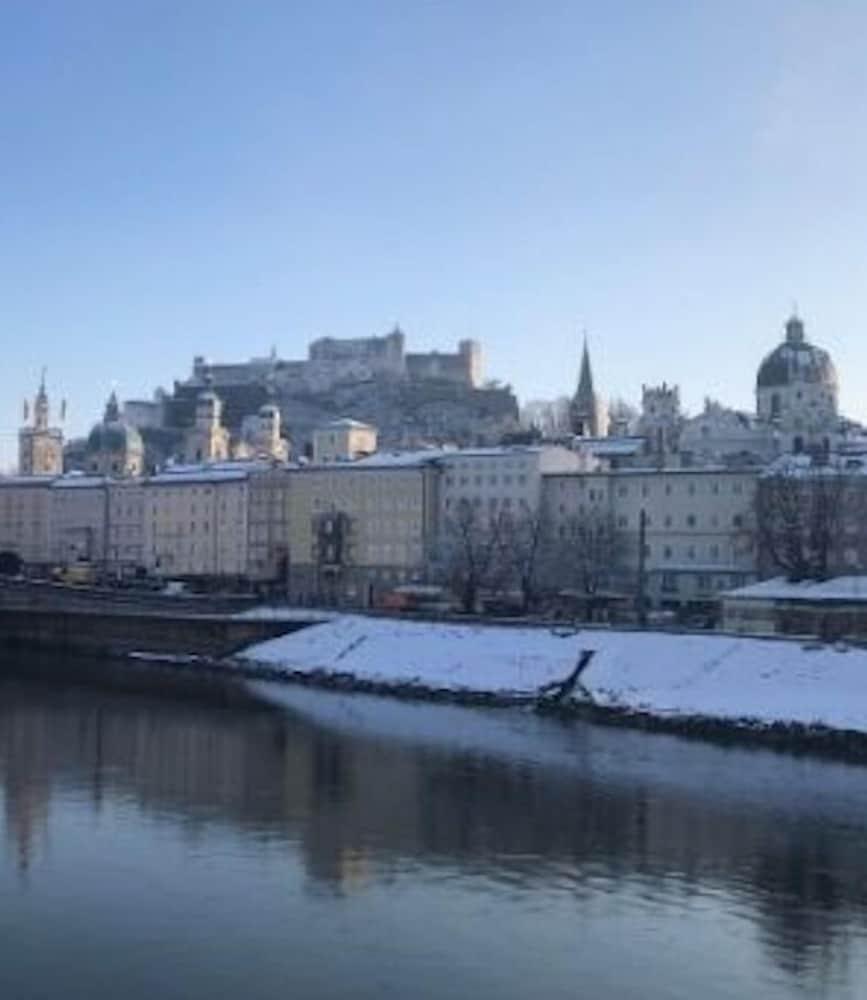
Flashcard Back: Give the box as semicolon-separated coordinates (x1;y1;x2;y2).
770;393;781;418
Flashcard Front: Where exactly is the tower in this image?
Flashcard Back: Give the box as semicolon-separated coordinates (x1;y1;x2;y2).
569;337;608;437
183;390;230;464
18;371;64;476
637;382;682;459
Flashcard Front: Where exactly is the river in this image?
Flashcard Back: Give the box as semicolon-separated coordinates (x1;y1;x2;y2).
1;652;866;999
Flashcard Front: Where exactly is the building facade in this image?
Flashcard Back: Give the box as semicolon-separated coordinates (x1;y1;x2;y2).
542;466;759;610
312;419;378;464
142;468;249;579
0;477;54;567
50;477;108;566
286;455;440;606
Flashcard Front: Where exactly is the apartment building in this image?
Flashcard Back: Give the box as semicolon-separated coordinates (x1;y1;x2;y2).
439;445;582;523
247;465;293;584
50;476;108;566
142;468;249;579
106;478;146;576
0;477;54;568
287;452;440;605
543;467;758;608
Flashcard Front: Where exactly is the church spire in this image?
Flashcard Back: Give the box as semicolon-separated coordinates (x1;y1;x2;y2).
569;334;607;438
576;334;594;401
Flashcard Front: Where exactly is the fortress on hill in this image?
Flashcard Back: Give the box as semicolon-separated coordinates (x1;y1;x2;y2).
189;327;482;394
115;327;518;468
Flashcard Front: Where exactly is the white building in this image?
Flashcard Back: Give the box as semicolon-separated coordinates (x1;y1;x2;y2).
439;445;583;523
755;313;839;454
0;477;54;567
312;419;378;464
543;466;758;609
143;467;249;578
106;478;146;576
50;476;108;566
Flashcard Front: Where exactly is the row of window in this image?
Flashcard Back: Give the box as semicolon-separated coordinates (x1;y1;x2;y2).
554;479;747;497
445;473;529;488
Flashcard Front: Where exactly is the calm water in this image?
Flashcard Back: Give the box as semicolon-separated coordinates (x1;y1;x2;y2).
2;655;867;999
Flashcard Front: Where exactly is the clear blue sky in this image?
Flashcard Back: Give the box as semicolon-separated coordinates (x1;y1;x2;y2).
2;1;866;467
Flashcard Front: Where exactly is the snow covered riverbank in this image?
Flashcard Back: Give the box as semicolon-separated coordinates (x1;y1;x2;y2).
237;615;867;738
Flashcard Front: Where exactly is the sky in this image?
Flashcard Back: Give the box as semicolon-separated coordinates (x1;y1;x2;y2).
2;1;866;467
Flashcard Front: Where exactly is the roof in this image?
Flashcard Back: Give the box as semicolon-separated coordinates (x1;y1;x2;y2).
147;469;249;485
574;436;644;457
723;576;867;603
0;475;57;488
756;337;837;391
345;450;442;469
320;418;375;430
51;474;107;489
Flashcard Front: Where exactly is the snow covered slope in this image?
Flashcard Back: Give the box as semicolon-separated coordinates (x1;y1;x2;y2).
238;615;867;733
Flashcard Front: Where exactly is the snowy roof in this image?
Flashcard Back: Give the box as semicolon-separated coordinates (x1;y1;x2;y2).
723;576;867;603
321;418;375;430
0;475;57;488
161;460;272;476
147;468;249;485
574;436;644;456
349;450;443;469
51;474;107;489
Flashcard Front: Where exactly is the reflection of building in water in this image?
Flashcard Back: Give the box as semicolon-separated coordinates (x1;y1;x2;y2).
0;700;53;872
1;672;867;983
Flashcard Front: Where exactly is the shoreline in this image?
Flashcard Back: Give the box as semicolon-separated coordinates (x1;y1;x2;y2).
118;647;867;763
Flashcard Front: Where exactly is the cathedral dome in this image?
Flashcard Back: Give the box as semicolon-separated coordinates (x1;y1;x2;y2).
86;420;143;454
85;392;144;475
756;316;837;392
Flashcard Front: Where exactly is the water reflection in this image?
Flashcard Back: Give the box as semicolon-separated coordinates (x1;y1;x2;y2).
2;654;867;998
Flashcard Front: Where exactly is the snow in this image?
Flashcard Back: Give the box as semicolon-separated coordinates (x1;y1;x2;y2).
723;575;867;603
238;615;867;734
232;605;336;622
240;615;582;696
580;630;867;732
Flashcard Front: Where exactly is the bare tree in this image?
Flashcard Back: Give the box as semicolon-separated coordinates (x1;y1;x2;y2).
552;510;627;597
435;500;507;613
755;468;844;581
497;507;555;613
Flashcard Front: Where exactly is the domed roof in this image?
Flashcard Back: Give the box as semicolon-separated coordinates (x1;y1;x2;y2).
86;393;143;454
86;420;143;454
756;316;837;391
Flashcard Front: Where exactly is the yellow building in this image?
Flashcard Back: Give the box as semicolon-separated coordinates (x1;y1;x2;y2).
287;453;439;605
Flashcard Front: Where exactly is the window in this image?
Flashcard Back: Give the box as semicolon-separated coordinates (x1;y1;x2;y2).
617;516;627;528
732;514;743;528
688;484;696;495
664;515;672;528
665;484;672;496
664;546;672;559
686;514;696;528
618;486;628;497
